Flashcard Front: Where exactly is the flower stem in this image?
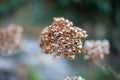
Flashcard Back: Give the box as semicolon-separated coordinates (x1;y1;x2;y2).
104;61;118;79
94;61;113;80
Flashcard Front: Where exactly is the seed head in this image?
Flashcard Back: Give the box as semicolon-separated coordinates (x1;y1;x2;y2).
64;76;85;80
0;24;23;55
83;40;110;60
39;17;87;60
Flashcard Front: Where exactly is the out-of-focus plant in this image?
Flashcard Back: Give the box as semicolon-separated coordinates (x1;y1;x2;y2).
83;40;117;80
0;24;23;55
83;40;110;60
64;76;85;80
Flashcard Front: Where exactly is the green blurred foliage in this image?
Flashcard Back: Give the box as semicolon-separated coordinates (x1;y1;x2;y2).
0;0;25;13
58;0;111;14
27;65;43;80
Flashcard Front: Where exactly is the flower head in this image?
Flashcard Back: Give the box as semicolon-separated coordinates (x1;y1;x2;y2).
64;76;85;80
83;40;110;60
39;17;87;60
0;24;23;55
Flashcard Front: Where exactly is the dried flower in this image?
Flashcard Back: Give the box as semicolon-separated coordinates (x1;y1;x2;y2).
39;17;87;60
0;24;23;55
83;40;110;60
64;76;85;80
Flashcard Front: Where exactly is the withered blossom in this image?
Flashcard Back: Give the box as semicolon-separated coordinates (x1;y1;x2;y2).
83;40;110;60
64;76;85;80
0;24;23;55
39;17;87;60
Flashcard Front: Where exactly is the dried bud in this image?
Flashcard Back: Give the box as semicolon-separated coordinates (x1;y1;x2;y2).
64;76;85;80
39;17;87;60
0;24;23;55
83;40;110;61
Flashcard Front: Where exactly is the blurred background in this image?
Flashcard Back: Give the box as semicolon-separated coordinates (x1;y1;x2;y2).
0;0;120;80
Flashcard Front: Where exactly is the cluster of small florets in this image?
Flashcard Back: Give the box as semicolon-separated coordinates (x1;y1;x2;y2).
64;76;85;80
39;17;87;60
83;40;110;60
0;24;23;54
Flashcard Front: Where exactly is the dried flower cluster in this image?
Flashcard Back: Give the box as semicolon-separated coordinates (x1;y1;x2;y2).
64;76;85;80
0;24;23;54
83;40;110;60
39;17;87;60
